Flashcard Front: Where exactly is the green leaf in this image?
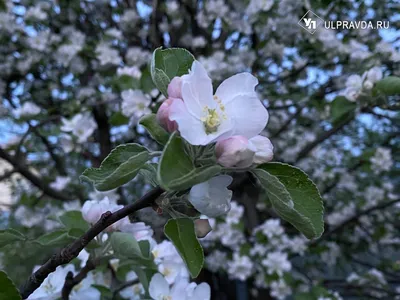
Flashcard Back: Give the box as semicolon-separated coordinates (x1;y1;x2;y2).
164;218;204;278
132;266;156;295
111;232;143;259
0;271;21;300
34;230;73;247
139;114;170;145
92;285;113;299
252;163;324;239
139;163;159;187
81;143;150;191
109;112;130;126
330;96;356;125
157;133;221;191
59;211;89;231
375;76;400;96
151;47;195;97
0;229;26;249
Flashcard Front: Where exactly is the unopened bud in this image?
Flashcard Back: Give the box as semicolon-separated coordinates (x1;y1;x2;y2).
248;135;274;164
194;219;212;238
215;136;255;168
156;98;179;133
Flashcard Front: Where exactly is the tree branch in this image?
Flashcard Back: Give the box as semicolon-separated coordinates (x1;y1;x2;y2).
19;187;164;299
0;147;72;201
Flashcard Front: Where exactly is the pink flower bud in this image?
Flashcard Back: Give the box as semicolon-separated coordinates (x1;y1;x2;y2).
248;135;274;164
156;98;178;133
215;136;255;168
194;219;212;238
167;77;182;99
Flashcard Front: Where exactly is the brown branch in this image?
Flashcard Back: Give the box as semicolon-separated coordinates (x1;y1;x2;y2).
19;187;164;299
0;147;72;201
61;259;97;300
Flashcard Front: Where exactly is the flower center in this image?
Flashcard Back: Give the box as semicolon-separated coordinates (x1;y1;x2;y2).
203;108;221;134
162;296;172;300
201;95;227;134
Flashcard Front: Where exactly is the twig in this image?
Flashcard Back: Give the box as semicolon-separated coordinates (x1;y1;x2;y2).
19;187;164;299
61;259;96;300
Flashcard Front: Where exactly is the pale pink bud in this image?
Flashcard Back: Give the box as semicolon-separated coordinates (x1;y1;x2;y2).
215;136;255;168
248;135;274;164
194;219;212;238
156;98;178;133
167;77;182;99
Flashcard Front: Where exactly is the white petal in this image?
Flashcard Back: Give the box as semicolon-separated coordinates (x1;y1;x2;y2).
224;94;268;138
149;273;170;300
169;98;208;145
181;61;215;118
189;175;233;217
192;283;211;300
215;72;259;105
248;135;274;164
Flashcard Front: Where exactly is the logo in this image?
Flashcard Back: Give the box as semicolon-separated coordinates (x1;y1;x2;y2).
298;10;324;34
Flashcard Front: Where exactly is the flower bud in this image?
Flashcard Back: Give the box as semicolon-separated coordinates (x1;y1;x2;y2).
215;136;255;168
156;98;179;133
363;80;373;90
248;135;274;164
194;219;212;238
167;76;182;99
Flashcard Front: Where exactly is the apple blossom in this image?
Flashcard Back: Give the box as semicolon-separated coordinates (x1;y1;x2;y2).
248;135;274;164
81;197;127;231
156;98;179;133
168;76;183;99
169;61;268;145
189;175;233;217
14;102;41;117
61;113;97;143
49;176;71;191
215;136;256;168
121;89;152;120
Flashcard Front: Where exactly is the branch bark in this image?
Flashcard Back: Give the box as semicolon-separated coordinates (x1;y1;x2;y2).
19;187;164;299
0;147;72;201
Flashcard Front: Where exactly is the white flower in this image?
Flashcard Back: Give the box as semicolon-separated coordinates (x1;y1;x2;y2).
205;250;227;272
49;176;71;191
119;222;154;241
227;253;254;281
61;113;97;143
248;135;274;164
225;202;244;225
169;61;268;145
370;147;392;173
95;43;121;66
343;74;363;102
121;89;151;120
117;66;142;79
77;249;89;268
189;175;233;217
254;219;284;239
269;279;291;300
262;251;291;276
119;271;144;300
81;197;127;231
246;0;274;15
149;274;210;300
14;102;41;117
28;265;75;299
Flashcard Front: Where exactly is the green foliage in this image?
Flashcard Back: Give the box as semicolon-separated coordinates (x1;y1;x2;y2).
252;163;324;239
34;229;74;247
58;211;90;231
164;218;204;278
151;47;195;96
0;271;21;300
139;163;159;187
110;232;154;267
330;96;357;125
0;229;26;249
139;114;170;145
109;112;130;126
157;133;221;191
81;143;150;191
375;76;400;96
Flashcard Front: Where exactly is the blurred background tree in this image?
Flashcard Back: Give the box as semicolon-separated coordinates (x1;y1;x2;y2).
0;0;399;299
